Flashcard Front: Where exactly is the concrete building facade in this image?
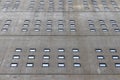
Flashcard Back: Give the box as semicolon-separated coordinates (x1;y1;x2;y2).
0;0;120;79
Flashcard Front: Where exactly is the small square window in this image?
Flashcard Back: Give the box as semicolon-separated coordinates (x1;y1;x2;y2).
111;1;116;5
6;1;10;3
89;24;95;28
5;20;12;22
47;24;52;28
69;20;75;24
73;55;80;59
95;7;99;11
47;20;52;24
114;29;120;32
26;63;34;67
34;28;40;32
58;55;65;59
10;63;18;67
15;1;20;3
72;48;79;53
58;48;65;52
58;24;64;28
44;48;51;52
102;29;108;32
73;63;81;67
97;55;104;60
58;63;65;67
100;24;107;28
21;28;28;32
104;7;109;11
46;28;52;32
1;28;8;32
112;55;119;60
99;63;107;67
115;7;119;10
99;20;104;23
28;55;35;59
70;24;76;28
58;28;64;32
109;49;117;53
115;63;120;67
13;55;20;59
95;49;102;53
42;63;49;67
112;24;118;27
93;1;97;5
43;55;50;59
40;1;44;4
110;20;116;23
15;48;22;52
58;20;64;24
5;20;12;24
24;20;30;23
88;20;94;24
23;24;29;27
3;24;10;28
35;20;41;24
90;29;96;32
70;28;76;32
29;48;36;52
35;24;40;27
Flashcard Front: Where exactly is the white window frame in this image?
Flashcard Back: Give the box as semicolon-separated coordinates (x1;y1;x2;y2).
58;48;65;52
29;48;36;52
44;48;51;52
13;55;20;59
99;63;107;67
58;63;65;67
10;63;18;67
73;63;81;67
26;63;34;67
43;55;50;59
15;48;22;52
42;63;49;67
58;55;65;59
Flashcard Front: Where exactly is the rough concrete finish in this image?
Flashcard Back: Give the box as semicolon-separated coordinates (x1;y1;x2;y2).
0;0;119;79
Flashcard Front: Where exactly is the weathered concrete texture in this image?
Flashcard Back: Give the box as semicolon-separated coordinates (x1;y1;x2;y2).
0;36;119;75
0;75;120;80
0;12;120;36
0;0;120;11
0;0;120;79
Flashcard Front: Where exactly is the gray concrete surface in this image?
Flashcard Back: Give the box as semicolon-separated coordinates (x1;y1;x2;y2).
0;36;119;75
0;0;119;79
